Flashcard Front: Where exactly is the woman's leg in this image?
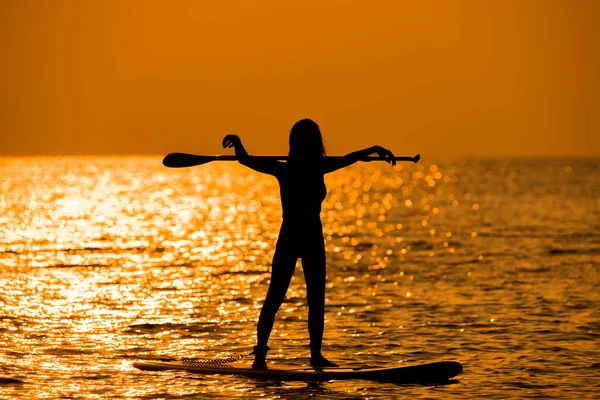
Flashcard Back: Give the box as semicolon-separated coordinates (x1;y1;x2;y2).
302;245;337;367
254;247;297;367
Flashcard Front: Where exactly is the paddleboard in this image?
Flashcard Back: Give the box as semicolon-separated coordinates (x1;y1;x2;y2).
132;359;462;383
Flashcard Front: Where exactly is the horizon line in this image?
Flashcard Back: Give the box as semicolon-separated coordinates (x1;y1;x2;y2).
1;153;598;159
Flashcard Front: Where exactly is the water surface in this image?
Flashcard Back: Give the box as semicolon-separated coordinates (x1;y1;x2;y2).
0;156;598;398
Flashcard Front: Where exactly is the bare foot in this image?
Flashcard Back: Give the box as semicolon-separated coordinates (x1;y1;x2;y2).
310;355;338;368
252;358;267;369
251;345;269;369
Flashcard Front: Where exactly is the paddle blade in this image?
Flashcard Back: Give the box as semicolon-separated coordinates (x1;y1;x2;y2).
163;153;215;168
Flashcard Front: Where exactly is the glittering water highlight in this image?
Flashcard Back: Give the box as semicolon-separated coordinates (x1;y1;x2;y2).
0;156;598;399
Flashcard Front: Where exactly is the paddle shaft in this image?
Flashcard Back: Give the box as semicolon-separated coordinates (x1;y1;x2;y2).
163;153;420;168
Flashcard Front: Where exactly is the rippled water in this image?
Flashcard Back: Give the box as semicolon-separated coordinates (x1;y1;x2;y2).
0;156;598;399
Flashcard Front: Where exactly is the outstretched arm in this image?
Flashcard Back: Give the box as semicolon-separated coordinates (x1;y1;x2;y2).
222;134;282;176
323;146;396;173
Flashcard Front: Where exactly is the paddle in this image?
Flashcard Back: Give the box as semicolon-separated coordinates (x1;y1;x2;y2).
163;153;420;168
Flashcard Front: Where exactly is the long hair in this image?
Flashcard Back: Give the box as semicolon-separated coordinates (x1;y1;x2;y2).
288;119;326;160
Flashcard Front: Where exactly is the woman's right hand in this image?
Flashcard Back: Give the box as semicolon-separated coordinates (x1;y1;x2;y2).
222;134;242;149
372;146;396;166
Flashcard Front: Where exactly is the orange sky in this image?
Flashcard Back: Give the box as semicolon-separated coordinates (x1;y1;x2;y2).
1;0;598;156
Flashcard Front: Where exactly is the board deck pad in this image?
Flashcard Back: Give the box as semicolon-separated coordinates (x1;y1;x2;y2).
132;359;462;383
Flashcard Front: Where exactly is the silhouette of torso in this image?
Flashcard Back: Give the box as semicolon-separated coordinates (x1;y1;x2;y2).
275;161;326;257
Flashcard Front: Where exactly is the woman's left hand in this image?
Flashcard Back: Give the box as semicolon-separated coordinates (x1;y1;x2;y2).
222;134;242;149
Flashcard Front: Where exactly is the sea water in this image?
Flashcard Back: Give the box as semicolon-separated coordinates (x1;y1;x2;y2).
0;156;598;399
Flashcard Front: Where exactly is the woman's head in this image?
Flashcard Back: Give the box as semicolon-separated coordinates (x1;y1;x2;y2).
289;119;326;160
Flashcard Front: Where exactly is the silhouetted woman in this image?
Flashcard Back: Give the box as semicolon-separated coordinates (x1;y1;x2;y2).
222;118;396;369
